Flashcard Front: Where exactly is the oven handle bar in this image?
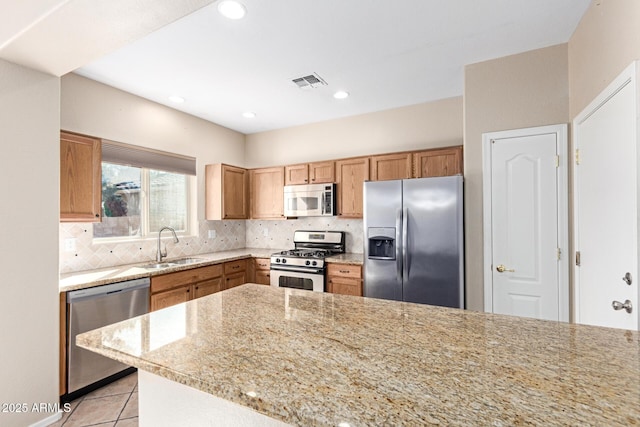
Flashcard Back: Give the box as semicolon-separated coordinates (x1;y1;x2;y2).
270;265;325;275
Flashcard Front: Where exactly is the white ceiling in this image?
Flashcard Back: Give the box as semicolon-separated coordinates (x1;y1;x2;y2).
5;1;591;134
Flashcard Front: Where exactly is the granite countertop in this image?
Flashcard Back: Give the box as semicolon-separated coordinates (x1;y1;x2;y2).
325;252;363;265
60;249;363;293
77;284;640;426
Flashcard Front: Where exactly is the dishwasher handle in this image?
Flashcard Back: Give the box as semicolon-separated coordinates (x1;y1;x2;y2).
67;277;150;303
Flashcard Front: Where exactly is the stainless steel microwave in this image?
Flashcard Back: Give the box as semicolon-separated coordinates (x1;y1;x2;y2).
284;183;336;217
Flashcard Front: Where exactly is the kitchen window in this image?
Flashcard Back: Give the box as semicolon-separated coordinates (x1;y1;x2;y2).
93;140;196;240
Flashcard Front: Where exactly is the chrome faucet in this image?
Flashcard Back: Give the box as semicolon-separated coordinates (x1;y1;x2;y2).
157;226;179;262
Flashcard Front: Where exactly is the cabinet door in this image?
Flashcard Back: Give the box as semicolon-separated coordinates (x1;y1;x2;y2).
250;167;285;219
193;277;223;299
413;146;463;178
284;164;309;185
222;165;249;219
370;153;412;181
60;131;102;222
254;270;271;285
206;164;248;220
335;157;369;218
328;277;362;296
151;286;190;311
309;161;335;183
225;271;247;289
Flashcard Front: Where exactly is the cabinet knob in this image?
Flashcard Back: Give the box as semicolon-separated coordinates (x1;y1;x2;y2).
95;213;100;218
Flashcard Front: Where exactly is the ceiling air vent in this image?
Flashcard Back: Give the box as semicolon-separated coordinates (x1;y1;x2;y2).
291;73;327;89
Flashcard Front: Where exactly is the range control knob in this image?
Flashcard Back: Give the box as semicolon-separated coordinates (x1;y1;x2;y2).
305;260;311;266
312;260;317;266
275;258;281;263
282;259;287;264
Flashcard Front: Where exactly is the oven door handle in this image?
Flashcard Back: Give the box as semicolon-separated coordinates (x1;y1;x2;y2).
270;265;325;275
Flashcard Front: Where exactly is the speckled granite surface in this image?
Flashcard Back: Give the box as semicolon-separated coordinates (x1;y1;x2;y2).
326;252;363;265
77;284;640;426
59;248;279;292
60;249;362;293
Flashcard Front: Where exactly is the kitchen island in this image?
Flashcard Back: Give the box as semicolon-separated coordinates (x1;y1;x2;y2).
77;284;640;426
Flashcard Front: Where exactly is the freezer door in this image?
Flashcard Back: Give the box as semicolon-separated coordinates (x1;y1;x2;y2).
402;176;464;308
363;179;403;301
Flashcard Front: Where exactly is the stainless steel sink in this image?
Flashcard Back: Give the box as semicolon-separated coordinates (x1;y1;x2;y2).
171;257;204;265
141;262;176;269
140;257;204;269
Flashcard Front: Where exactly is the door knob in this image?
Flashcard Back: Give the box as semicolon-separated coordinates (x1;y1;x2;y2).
612;300;633;313
496;264;515;273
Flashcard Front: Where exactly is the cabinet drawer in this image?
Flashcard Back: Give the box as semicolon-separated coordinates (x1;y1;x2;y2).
224;259;248;275
327;263;362;279
255;258;270;270
151;264;223;293
328;277;362;296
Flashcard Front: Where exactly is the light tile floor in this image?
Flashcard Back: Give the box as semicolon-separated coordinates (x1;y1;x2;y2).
51;372;138;427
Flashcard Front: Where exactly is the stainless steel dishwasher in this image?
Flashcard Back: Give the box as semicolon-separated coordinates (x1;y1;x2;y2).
65;277;149;401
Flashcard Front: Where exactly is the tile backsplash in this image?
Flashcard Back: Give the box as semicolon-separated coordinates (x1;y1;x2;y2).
60;218;363;274
245;218;363;253
59;220;245;274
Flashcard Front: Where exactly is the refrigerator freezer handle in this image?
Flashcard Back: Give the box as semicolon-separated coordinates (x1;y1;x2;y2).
402;207;409;279
396;208;403;284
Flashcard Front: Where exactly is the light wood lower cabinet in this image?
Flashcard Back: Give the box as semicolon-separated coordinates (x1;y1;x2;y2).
326;263;363;296
252;258;271;285
224;259;248;290
150;264;224;311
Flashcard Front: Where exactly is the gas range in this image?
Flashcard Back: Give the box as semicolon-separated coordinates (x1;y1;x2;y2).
270;231;345;292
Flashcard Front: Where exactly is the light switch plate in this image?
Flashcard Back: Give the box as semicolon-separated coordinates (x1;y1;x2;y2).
208;230;216;239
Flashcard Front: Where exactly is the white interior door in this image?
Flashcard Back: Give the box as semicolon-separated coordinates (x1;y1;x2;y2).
483;125;569;322
574;62;639;330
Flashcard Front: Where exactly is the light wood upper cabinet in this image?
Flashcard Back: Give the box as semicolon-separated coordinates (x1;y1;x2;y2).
309;161;335;183
335;157;369;218
284;164;309;185
60;131;102;222
370;153;412;181
285;161;335;185
413;146;463;178
205;164;249;220
250;167;285;219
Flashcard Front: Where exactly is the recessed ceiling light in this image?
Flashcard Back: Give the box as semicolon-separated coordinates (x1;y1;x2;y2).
168;95;185;103
333;91;349;99
242;111;256;118
218;1;247;19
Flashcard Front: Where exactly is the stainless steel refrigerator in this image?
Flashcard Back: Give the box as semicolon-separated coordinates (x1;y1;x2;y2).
363;176;464;308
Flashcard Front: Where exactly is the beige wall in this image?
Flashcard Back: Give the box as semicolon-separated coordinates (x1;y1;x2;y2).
569;0;640;118
463;44;570;311
245;97;463;168
0;59;60;426
61;73;246;220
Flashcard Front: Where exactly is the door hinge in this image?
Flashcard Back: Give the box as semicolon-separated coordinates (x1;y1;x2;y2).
555;155;560;168
557;248;561;260
575;149;581;165
576;251;581;266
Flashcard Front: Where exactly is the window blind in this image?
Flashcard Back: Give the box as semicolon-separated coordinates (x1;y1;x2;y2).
102;140;196;176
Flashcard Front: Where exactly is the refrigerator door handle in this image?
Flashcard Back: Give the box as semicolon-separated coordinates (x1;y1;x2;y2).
396;208;403;284
402;207;409;279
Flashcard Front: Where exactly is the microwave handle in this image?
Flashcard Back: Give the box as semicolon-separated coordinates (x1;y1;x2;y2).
321;192;325;215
